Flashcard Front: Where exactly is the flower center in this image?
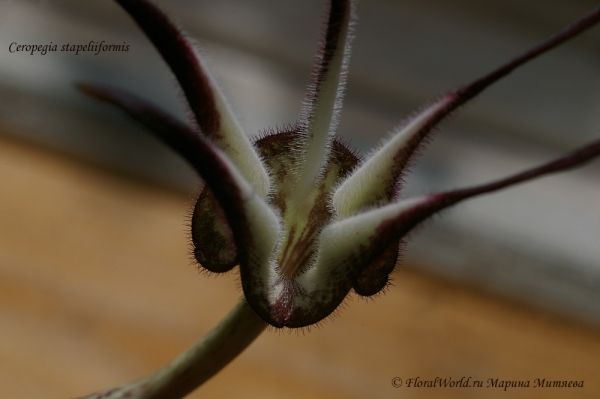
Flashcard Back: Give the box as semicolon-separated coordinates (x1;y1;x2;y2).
191;128;359;277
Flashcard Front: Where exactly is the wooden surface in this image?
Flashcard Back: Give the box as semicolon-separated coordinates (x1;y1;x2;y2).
1;130;600;399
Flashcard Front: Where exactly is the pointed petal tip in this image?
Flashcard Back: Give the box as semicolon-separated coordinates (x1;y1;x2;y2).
295;0;356;194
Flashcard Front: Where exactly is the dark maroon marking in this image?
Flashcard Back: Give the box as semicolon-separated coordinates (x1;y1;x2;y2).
115;0;220;136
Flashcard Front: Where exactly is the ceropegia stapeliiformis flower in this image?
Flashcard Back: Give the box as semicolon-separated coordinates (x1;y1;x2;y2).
79;0;600;328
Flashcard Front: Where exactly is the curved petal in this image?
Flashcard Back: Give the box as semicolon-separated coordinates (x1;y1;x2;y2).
114;0;270;196
333;6;600;218
324;138;600;299
77;83;281;279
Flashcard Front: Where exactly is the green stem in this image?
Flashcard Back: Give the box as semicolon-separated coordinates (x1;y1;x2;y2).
78;298;267;399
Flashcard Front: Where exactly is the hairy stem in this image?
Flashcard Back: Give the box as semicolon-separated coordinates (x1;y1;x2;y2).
78;299;267;399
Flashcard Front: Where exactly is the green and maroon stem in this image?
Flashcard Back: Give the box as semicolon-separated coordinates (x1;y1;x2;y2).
77;299;266;399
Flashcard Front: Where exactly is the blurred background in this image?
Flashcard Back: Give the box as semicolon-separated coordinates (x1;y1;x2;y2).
1;0;600;398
